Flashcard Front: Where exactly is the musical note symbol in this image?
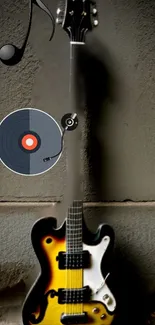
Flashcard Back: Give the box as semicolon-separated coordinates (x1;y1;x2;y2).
0;0;55;66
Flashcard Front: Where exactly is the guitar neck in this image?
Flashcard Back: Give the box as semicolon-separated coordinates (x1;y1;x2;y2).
69;42;84;113
56;0;98;208
66;42;85;204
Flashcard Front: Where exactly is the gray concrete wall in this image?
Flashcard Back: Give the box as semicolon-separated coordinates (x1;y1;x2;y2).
0;0;155;324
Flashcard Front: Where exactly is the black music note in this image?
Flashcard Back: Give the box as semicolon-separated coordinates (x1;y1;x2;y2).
0;0;55;66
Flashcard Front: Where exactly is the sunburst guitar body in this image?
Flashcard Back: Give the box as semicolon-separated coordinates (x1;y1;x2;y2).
22;202;116;325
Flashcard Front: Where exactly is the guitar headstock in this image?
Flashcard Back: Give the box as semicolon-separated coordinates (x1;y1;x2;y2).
56;0;98;43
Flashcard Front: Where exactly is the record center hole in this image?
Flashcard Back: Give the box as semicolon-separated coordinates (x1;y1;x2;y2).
46;238;52;244
26;138;34;146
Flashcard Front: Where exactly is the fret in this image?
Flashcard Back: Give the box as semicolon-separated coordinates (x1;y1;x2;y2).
69;207;83;210
66;224;82;227
67;234;82;238
67;237;83;240
68;211;82;214
67;229;82;232
67;244;82;247
67;223;82;225
69;212;82;216
67;240;82;243
67;246;83;249
68;235;82;241
68;215;82;218
67;238;82;240
67;228;82;231
67;232;82;235
66;220;82;224
67;216;82;219
67;241;83;244
67;243;82;246
66;249;83;252
66;228;82;231
67;242;82;244
67;243;83;246
67;233;82;235
67;245;83;248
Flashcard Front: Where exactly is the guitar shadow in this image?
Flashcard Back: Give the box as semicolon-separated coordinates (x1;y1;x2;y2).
77;38;118;201
78;40;147;325
109;246;147;325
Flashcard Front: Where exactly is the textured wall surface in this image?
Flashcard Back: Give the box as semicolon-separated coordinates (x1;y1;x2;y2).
0;0;155;323
1;0;155;201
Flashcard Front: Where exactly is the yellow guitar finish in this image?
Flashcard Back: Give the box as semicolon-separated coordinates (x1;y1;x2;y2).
31;235;114;325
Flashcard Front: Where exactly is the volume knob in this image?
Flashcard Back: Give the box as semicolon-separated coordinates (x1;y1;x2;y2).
101;314;106;319
103;294;112;305
92;307;99;313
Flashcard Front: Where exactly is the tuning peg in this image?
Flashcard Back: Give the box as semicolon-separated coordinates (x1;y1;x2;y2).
92;8;97;15
56;8;61;15
93;19;99;26
56;17;63;24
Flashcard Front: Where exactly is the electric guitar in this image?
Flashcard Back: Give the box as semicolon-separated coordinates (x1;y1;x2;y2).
22;1;116;325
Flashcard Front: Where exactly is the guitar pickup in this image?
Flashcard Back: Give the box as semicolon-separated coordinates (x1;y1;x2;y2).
58;286;91;304
56;251;90;269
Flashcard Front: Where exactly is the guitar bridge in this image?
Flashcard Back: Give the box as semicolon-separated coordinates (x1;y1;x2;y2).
61;312;88;325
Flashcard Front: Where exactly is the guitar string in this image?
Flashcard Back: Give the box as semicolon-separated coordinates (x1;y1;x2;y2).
77;9;85;313
71;203;75;315
74;201;77;315
73;201;77;315
67;9;84;309
71;204;73;315
68;41;74;315
66;210;67;314
73;203;75;315
78;201;83;314
75;201;83;315
66;38;72;316
73;204;75;315
65;0;91;314
67;202;83;314
67;207;71;314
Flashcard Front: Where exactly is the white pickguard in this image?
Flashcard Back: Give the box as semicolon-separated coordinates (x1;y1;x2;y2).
83;236;116;313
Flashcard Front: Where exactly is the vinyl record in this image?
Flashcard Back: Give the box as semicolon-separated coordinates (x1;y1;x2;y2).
0;108;62;176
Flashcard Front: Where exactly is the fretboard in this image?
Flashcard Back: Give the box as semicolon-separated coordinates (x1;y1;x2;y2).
66;200;83;253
